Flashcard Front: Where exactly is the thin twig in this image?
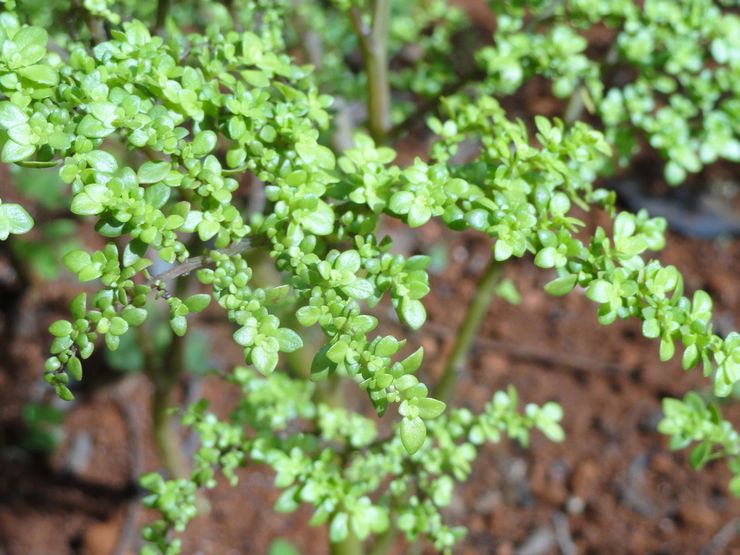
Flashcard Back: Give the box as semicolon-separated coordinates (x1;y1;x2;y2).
148;236;264;286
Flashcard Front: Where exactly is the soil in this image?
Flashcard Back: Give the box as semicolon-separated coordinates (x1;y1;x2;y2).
1;3;739;555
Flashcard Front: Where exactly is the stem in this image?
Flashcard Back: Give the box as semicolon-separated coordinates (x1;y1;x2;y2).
156;0;170;31
563;88;585;125
368;526;397;555
148;235;265;286
432;256;504;401
151;365;186;478
330;529;363;555
72;0;105;44
349;0;392;142
144;272;190;479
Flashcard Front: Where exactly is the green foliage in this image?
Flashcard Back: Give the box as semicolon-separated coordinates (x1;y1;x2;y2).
0;198;33;239
477;0;740;183
140;369;562;553
296;0;468;120
658;392;740;495
0;1;738;554
21;402;65;452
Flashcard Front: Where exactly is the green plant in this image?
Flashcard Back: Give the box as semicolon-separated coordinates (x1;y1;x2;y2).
479;0;740;183
20;402;65;453
0;1;738;554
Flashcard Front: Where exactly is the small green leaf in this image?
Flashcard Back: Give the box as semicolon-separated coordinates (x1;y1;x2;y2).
401;347;424;373
534;247;557;268
415;398;446;419
184;293;211;313
659;334;675;362
689;443;710;470
329;512;348;543
14;26;48;52
2;140;35;163
407;202;432;228
122;307;148;326
63;250;92;273
144;183;170;209
388;191;414;215
49;320;73;337
109;317;129;336
268;539;299;555
234;326;255;346
342;278;374;299
192;130;217;156
70;293;87;319
400;298;426;330
78;265;102;282
544;274;578;296
310;343;337;381
138;161;171;184
494;240;513;261
375;336;400;357
0;203;33;234
643;318;661;339
67;357;83;381
586;279;612;303
335;250;361;273
77;114;111;138
277;328;303;353
682;344;699;370
55;384;74;401
326;340;349;363
197;219;220;241
253;345;278;375
400;416;426;455
71;192;104;216
170;315;187;337
0;102;28;128
18;64;58;86
495;278;521;305
302;201;334;235
296;306;321;326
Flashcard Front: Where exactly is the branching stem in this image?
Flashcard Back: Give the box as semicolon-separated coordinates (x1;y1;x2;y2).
148;236;265;286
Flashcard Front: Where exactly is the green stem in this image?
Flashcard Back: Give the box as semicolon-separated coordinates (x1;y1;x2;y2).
367;526;396;555
432;256;504;401
330;529;363;555
151;363;186;478
349;0;392;142
156;0;170;31
145;272;190;479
